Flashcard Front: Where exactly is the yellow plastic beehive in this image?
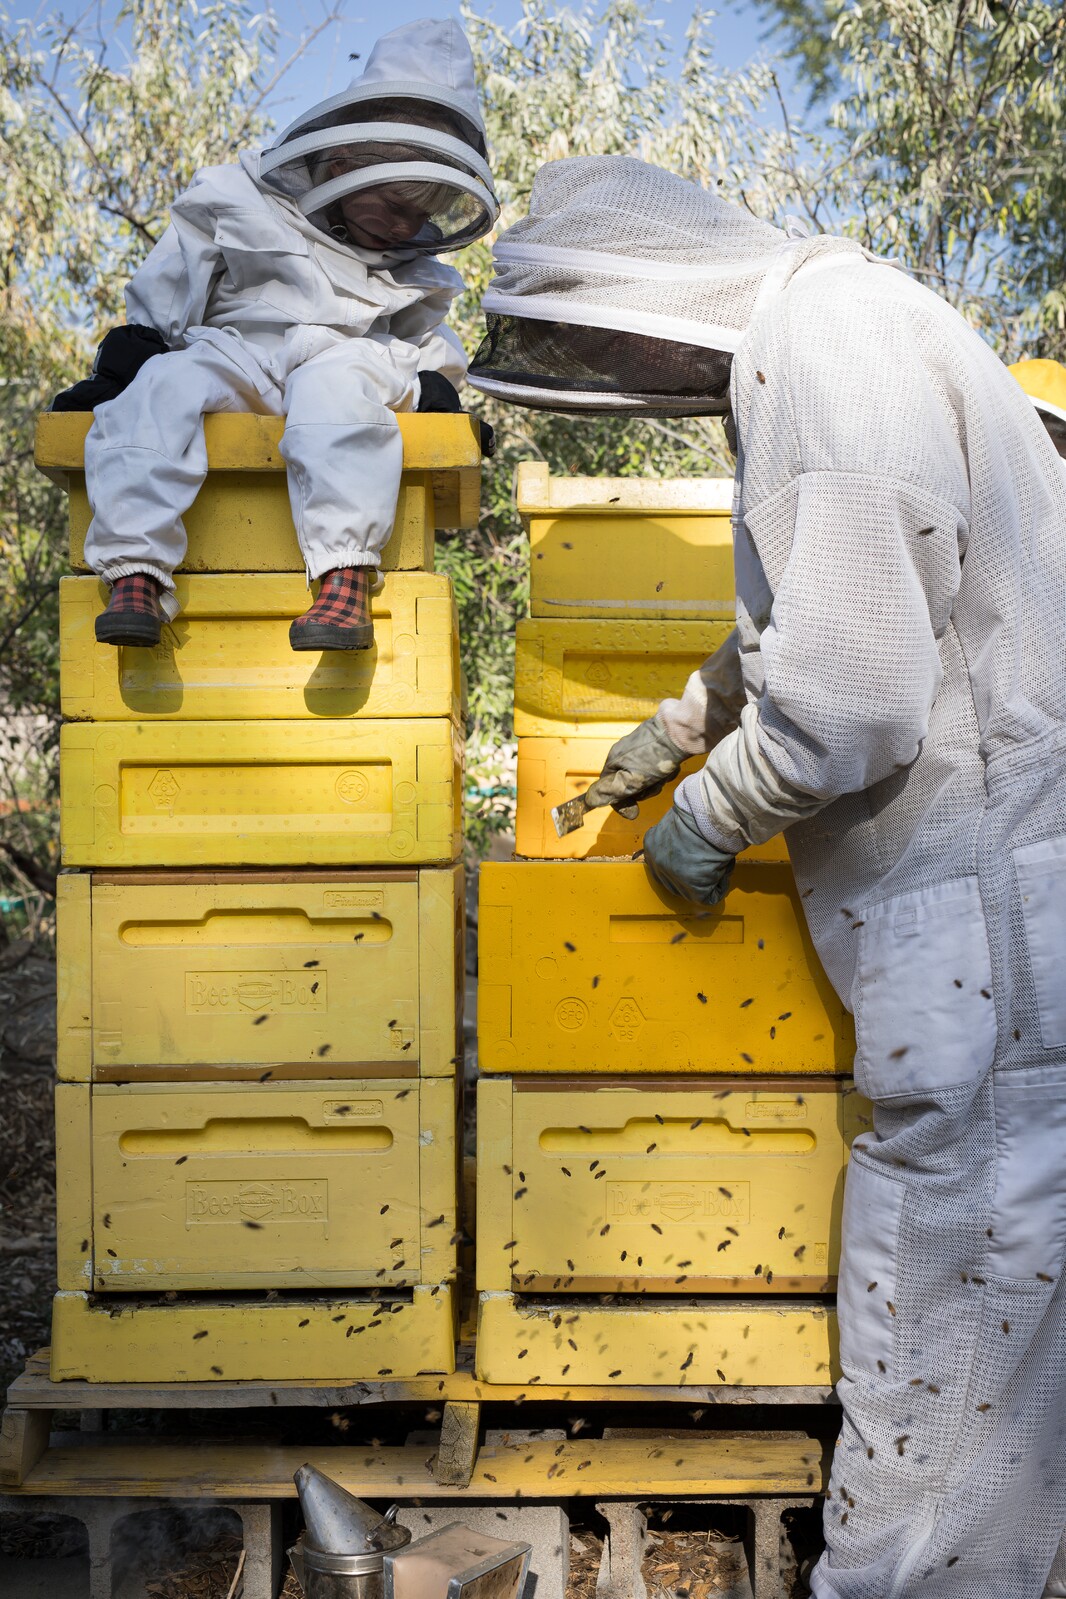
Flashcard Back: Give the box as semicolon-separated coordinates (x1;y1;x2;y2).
514;737;788;863
59;573;460;723
59;718;462;868
51;1284;456;1381
477;1077;870;1295
514;619;734;739
36;412;482;573
55;867;462;1080
478;861;854;1074
519;462;736;620
475;1292;836;1387
55;1077;458;1292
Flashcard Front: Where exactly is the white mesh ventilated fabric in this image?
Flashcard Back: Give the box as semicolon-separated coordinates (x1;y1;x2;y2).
488;158;1066;1593
258;19;497;254
468;155;866;410
649;184;1066;1598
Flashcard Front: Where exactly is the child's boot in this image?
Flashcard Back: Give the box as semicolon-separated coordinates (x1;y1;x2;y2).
289;568;374;651
95;573;165;647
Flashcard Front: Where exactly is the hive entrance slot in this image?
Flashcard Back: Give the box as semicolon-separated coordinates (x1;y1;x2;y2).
118;1119;395;1154
118;909;393;945
538;1117;816;1155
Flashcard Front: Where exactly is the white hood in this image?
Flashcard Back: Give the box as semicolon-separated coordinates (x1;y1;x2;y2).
351;17;487;147
468;156;868;412
256;17;496;257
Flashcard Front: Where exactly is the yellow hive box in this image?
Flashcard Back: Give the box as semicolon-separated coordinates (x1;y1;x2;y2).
514;619;733;739
477;1077;870;1295
515;737;787;863
55;1077;458;1292
478;861;854;1074
476;1292;836;1387
56;867;462;1080
518;462;735;620
51;1284;455;1381
59;718;462;868
36;412;482;573
59;573;460;724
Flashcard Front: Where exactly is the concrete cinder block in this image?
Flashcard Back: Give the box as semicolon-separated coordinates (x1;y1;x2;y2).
396;1501;568;1599
593;1502;647;1599
0;1495;283;1599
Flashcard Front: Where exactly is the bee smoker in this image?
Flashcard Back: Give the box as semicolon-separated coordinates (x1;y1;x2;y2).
290;1464;532;1599
289;1465;412;1599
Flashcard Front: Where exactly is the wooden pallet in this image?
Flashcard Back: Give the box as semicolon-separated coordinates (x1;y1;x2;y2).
2;1349;834;1501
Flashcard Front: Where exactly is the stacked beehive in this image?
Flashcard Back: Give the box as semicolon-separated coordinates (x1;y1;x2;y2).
40;410;480;1383
476;464;868;1388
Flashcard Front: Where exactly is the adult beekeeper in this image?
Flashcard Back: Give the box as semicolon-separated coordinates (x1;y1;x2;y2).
72;17;496;651
468;156;1066;1598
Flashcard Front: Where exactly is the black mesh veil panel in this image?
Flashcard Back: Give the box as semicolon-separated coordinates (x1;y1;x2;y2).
469;314;734;415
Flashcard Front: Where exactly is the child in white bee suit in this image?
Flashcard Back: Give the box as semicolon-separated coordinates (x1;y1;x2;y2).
81;17;497;651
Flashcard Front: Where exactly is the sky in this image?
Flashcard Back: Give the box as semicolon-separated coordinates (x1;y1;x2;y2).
266;0;785;123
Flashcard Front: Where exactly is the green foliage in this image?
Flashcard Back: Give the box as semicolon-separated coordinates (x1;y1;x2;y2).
747;0;848;105
754;0;1066;352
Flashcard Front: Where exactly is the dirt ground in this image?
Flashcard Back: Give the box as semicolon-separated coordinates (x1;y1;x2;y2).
0;938;58;1401
567;1519;750;1598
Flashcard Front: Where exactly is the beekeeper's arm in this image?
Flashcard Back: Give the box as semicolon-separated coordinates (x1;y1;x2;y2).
645;308;969;899
675;474;961;857
124;172;225;346
583;628;745;814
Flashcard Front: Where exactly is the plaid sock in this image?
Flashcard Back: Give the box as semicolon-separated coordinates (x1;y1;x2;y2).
106;573;163;617
295;568;371;628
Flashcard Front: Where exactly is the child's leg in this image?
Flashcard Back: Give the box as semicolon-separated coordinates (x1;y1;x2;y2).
85;340;279;642
281;339;416;651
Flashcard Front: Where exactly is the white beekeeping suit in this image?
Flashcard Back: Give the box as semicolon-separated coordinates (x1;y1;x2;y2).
84;16;497;615
471;156;1066;1599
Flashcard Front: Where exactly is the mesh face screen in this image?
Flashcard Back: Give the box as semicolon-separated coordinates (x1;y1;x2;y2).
259;96;495;252
469;313;734;411
311;176;490;252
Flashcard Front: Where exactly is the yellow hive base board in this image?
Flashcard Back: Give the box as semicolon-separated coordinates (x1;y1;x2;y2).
477;1077;871;1294
515;618;734;739
59;573;460;724
478;860;855;1074
50;1286;456;1382
518;462;736;620
515;737;787;862
36;412;483;571
59;718;463;868
7;1427;828;1501
56;866;463;1080
56;1077;458;1291
476;1292;836;1387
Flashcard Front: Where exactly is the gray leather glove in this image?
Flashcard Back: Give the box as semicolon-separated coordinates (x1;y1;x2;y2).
585;715;687;816
643;805;735;906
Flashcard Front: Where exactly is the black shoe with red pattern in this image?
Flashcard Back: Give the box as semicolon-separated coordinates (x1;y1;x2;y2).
94;572;165;647
289;568;374;652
